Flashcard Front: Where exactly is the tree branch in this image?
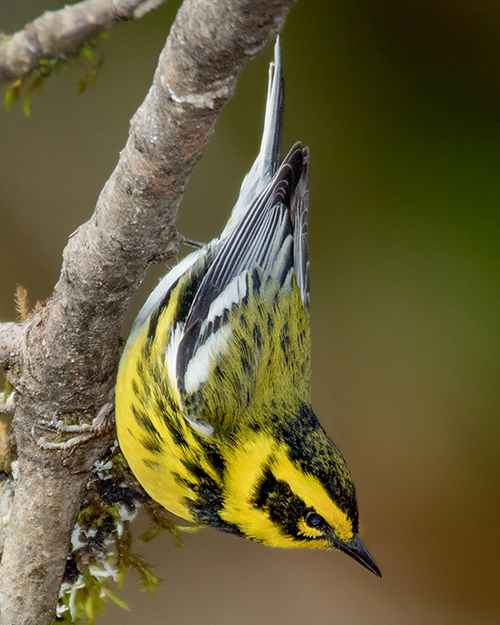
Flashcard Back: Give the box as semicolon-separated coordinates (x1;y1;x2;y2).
0;322;24;369
0;0;168;85
0;1;297;623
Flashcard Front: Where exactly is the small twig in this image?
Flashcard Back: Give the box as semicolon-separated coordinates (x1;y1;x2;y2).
0;0;168;85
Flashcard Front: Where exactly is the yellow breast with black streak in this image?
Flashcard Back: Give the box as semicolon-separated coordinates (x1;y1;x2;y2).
116;262;356;548
117;270;309;526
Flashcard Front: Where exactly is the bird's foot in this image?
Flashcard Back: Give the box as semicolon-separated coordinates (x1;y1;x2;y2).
32;403;115;452
179;234;205;250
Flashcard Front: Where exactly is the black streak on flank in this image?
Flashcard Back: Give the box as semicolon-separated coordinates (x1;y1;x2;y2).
155;391;176;415
280;337;291;354
201;442;226;477
179;459;240;534
141;435;163;454
173;471;196;490
150;363;165;392
142;458;161;470
253;323;263;352
280;322;291;354
181;461;213;483
163;417;188;447
267;313;274;334
147;277;179;342
239;314;248;330
240;337;250;357
178;271;205;322
136;357;148;386
131;404;163;440
131;404;165;455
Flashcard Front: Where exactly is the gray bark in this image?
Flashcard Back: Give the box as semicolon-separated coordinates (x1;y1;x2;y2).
0;0;168;85
0;0;297;623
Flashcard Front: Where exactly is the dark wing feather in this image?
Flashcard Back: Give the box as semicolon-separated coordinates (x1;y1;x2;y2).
176;144;307;388
291;147;310;308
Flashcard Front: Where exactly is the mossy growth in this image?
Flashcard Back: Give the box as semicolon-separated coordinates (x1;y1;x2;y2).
3;33;109;116
52;444;201;624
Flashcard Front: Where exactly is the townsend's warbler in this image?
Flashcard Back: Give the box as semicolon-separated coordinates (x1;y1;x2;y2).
115;40;380;577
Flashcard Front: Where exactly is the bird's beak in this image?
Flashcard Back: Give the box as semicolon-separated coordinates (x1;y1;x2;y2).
335;534;381;577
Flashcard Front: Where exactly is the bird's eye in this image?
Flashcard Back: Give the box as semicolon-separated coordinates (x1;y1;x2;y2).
305;510;325;528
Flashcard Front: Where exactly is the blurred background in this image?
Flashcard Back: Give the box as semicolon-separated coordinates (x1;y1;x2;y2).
1;1;500;623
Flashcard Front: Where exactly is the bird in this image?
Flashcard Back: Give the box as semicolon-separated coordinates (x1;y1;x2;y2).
115;38;381;577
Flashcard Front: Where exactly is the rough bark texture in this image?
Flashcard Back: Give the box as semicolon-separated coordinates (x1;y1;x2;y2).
0;323;24;368
0;0;297;623
0;0;168;85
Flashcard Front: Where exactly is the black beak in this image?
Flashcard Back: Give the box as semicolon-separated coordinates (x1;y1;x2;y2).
335;535;381;577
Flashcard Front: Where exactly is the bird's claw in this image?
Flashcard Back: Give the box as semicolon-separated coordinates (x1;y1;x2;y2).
31;403;115;452
179;234;205;250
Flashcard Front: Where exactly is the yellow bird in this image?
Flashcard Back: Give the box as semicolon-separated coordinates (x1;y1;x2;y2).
115;39;380;577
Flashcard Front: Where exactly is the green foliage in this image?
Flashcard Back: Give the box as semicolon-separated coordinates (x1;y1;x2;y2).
1;380;14;402
140;499;184;546
54;444;199;624
3;33;109;116
56;566;129;625
116;530;162;597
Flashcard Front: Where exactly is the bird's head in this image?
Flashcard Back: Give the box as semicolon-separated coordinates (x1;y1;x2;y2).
217;406;380;576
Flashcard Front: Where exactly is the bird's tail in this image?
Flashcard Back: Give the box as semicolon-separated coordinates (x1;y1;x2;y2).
258;36;284;179
221;37;285;237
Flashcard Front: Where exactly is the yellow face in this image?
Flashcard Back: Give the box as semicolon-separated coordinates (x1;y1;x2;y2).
214;427;380;576
219;432;356;550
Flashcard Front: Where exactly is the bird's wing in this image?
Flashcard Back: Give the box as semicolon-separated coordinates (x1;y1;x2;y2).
175;144;311;435
291;148;310;308
123;248;207;355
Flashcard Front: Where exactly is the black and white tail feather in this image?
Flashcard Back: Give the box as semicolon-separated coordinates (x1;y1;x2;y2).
221;38;285;237
124;37;309;415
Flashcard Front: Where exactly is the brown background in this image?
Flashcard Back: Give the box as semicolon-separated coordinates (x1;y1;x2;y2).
1;1;500;623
